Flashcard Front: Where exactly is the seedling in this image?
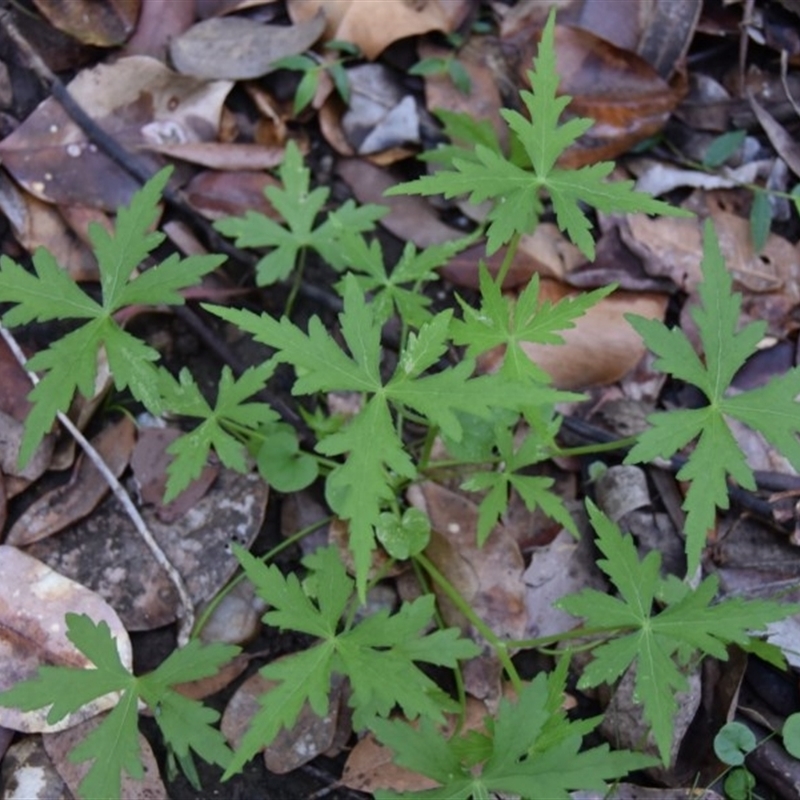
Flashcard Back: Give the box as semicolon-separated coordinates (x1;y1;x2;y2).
0;10;798;800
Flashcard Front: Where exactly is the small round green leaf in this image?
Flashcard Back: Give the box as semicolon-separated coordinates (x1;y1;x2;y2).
375;508;430;560
723;767;755;800
257;431;318;492
782;712;800;758
714;722;757;766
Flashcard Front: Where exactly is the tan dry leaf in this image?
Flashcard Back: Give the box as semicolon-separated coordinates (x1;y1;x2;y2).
0;57;233;211
479;280;668;390
32;0;140;47
130;427;219;523
184;169;281;221
221;669;345;774
7;416;136;547
419;37;507;147
24;469;267;631
0;411;55;491
0;171;98;282
287;0;470;59
143;141;285;171
407;481;528;641
0;546;131;733
341;695;488;795
172;653;252;701
120;0;195;60
170;13;326;80
336;158;465;248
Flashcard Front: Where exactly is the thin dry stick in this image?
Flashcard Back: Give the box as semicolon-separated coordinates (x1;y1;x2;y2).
0;324;195;645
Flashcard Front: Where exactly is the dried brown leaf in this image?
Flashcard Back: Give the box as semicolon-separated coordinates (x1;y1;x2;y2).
170;13;326;80
23;468;267;630
0;546;131;733
7;417;136;547
287;0;470;60
0;57;233;210
32;0;140;47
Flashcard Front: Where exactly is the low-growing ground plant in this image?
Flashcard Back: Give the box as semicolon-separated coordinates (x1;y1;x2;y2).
1;10;799;800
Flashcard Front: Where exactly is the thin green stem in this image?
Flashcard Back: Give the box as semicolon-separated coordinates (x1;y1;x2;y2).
416;424;439;472
191;516;333;639
510;624;628;651
552;434;640;458
663;139;799;202
415;552;523;693
285;247;308;317
421;456;502;472
412;558;468;731
494;231;521;288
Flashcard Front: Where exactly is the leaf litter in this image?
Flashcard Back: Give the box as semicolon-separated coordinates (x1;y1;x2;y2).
0;1;799;798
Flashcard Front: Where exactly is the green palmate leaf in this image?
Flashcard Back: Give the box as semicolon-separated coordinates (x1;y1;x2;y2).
625;219;800;573
156;363;279;501
213;140;385;284
451;263;614;385
558;501;796;764
0;167;224;466
420;109;508;170
463;425;576;544
335;232;476;327
372;667;656;800
0;614;238;800
388;9;687;256
205;275;532;595
226;545;479;778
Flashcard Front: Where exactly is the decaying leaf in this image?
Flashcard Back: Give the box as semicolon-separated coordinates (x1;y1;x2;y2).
0;737;71;800
407;481;528;642
23;469;267;630
32;0;140;47
0;171;98;282
170;12;326;80
287;0;470;59
341;695;489;795
6;417;136;547
43;714;167;799
0;546;131;733
130;426;219;523
477;279;668;390
0;57;233;210
221;670;345;774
